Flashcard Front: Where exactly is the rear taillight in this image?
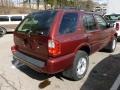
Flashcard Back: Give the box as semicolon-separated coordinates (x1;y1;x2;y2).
115;23;119;31
11;45;18;54
48;40;61;57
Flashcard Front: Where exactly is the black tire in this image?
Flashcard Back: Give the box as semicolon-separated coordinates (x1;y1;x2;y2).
117;36;120;42
105;37;117;52
62;50;89;81
0;27;7;35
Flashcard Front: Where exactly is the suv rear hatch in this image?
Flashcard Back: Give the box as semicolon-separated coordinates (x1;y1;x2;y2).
14;11;57;61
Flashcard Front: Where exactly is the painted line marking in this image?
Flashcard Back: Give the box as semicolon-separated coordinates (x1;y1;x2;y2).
110;74;120;90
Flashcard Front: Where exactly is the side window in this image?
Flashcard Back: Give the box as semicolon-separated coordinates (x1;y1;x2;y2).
95;15;107;30
11;16;22;21
0;16;9;21
83;14;97;31
59;13;78;34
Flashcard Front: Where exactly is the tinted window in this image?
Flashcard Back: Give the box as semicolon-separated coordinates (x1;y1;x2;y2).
17;11;57;35
95;15;107;30
105;15;120;20
0;16;9;21
11;16;22;21
59;13;78;34
83;14;97;31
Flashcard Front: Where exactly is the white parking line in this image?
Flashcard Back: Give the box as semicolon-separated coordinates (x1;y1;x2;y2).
110;74;120;90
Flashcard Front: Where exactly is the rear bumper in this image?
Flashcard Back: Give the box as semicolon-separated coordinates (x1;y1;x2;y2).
13;51;75;74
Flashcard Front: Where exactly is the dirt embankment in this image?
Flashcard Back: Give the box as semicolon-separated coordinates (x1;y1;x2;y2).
0;6;38;14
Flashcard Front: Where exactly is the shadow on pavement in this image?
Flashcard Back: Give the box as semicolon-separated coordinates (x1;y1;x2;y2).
11;59;51;81
80;53;120;90
0;32;13;37
0;35;3;37
11;59;64;89
11;59;64;80
16;64;54;89
0;33;3;37
7;32;13;34
11;56;67;81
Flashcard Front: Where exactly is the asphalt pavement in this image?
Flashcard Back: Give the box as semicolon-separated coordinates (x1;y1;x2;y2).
0;34;120;90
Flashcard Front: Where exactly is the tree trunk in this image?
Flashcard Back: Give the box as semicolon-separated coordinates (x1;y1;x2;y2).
44;0;47;10
37;0;40;10
1;0;4;7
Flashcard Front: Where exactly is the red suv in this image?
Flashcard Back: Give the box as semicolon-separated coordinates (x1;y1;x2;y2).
11;9;117;81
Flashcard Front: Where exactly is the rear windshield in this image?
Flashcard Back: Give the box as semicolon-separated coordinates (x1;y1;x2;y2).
16;11;57;35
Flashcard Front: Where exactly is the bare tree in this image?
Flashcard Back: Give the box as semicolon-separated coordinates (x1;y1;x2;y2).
36;0;40;9
28;0;31;9
1;0;4;7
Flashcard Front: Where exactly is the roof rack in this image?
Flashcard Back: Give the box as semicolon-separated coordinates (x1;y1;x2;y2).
54;6;81;10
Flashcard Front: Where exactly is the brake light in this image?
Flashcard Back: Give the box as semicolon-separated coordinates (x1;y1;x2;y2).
115;23;119;31
48;40;61;57
11;45;18;54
